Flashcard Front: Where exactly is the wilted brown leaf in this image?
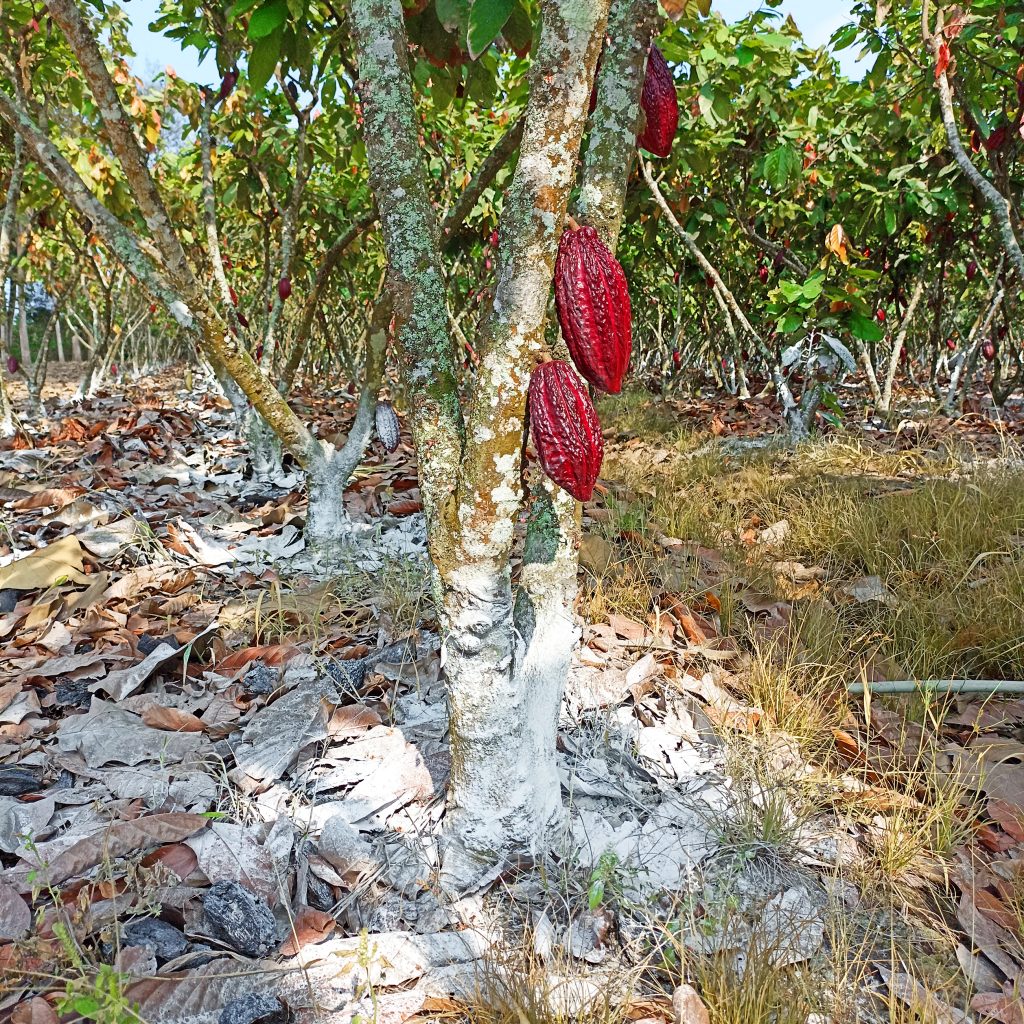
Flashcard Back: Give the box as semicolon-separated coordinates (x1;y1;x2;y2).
279;906;337;956
10;813;209;893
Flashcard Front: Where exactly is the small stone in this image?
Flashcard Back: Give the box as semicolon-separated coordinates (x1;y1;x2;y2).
123;918;190;962
202;880;278;958
672;984;709;1024
319;814;377;876
219;993;290;1024
242;661;278;696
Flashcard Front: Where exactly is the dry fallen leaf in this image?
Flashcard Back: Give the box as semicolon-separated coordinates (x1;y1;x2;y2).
0;535;91;590
279;905;337;955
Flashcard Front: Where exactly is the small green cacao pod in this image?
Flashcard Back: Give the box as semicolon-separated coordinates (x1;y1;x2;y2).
375;400;400;452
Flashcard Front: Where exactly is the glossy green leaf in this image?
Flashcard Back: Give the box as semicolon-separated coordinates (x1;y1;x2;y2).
247;27;282;90
467;0;514;59
248;0;288;40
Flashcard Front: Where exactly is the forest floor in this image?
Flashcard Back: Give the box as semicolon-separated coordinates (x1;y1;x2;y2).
1;364;1024;1024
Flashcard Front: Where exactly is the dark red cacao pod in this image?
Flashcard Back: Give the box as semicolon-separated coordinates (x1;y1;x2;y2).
375;400;400;453
638;46;678;158
554;225;631;394
528;361;603;502
982;341;996;362
6;355;18;374
277;277;291;301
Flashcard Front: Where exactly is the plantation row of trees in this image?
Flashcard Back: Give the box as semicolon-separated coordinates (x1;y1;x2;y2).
0;0;1021;883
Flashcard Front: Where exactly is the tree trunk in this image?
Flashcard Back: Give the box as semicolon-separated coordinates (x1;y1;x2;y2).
17;283;31;365
55;316;64;362
244;410;286;485
0;376;15;437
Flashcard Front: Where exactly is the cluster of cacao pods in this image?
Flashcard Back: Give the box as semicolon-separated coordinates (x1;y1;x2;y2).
527;222;634;502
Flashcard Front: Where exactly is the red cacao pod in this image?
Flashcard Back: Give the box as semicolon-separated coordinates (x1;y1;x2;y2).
218;69;238;102
554;225;631;394
277;277;292;301
946;337;956;351
637;46;678;158
6;355;18;374
528;361;603;502
982;341;996;362
375;400;400;453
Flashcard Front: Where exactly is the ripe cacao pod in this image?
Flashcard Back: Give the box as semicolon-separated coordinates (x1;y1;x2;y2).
554;225;631;394
277;277;291;301
218;69;238;102
982;341;996;362
375;400;400;453
638;46;678;158
6;355;18;374
528;360;603;502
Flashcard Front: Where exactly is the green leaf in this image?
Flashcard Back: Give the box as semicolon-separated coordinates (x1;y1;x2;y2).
697;84;722;126
588;878;605;910
502;0;533;56
467;0;514;59
780;312;803;333
248;0;288;39
849;311;884;342
763;144;799;190
437;0;469;33
883;204;897;236
830;22;858;50
247;28;282;91
801;273;824;299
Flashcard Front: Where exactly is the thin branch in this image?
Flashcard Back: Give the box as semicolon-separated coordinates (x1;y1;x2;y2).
921;2;1024;280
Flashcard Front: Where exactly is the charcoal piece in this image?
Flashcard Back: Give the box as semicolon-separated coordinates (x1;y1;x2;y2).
138;634;182;656
0;766;41;796
219;993;290;1024
0;589;18;613
123;918;190;962
305;872;335;913
202;881;278;958
55;678;91;708
242;661;278;696
324;639;414;691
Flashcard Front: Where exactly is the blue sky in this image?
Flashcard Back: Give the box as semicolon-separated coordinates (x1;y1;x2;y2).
123;0;860;84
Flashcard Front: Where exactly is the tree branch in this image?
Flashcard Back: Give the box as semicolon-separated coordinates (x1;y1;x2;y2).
921;2;1024;280
574;0;659;250
46;0;201;294
349;0;464;540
